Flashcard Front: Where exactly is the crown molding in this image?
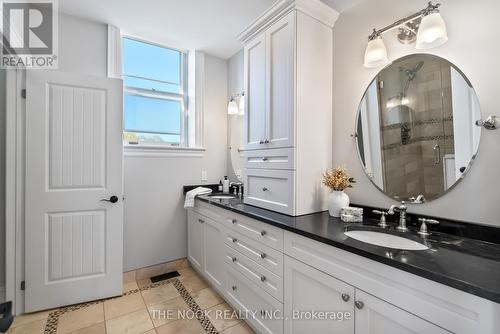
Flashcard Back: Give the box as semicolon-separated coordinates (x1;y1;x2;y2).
237;0;339;43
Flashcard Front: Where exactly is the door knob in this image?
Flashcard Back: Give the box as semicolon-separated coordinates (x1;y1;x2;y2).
100;195;119;203
262;187;269;192
355;301;364;309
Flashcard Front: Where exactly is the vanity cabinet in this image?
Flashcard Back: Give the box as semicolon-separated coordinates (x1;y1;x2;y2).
187;210;204;272
239;0;338;215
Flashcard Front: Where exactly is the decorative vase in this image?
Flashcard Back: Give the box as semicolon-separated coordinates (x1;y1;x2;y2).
328;190;350;217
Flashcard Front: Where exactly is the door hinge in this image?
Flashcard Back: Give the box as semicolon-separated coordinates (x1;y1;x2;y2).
21;89;26;99
20;280;25;291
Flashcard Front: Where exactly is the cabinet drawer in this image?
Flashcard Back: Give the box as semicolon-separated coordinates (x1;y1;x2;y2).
225;229;283;277
244;148;294;170
244;169;294;215
225;245;283;302
223;211;284;251
225;265;284;334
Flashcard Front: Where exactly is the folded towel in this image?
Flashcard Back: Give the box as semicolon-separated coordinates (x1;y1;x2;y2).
184;187;213;208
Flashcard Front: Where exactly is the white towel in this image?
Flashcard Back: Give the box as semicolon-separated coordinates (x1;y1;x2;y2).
184;187;213;208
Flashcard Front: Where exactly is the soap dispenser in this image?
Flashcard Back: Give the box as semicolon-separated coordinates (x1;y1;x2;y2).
222;176;230;193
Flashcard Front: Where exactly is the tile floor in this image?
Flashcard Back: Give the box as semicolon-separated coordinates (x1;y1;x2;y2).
7;260;255;334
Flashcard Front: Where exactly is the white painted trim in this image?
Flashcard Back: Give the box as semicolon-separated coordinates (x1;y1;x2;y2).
5;69;25;315
236;0;338;43
124;145;205;158
107;25;122;79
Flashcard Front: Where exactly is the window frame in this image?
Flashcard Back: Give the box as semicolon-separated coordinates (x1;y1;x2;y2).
122;35;189;147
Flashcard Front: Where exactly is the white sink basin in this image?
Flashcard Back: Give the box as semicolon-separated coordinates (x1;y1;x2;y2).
208;195;237;199
344;230;429;250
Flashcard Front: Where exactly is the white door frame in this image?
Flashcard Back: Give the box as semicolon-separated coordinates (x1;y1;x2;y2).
5;69;26;315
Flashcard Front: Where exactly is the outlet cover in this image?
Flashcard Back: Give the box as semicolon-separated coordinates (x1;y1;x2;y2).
201;170;208;181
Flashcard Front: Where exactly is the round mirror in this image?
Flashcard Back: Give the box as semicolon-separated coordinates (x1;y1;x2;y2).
355;54;481;203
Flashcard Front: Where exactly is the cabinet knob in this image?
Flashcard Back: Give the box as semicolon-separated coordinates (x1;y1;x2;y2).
262;187;269;192
232;257;237;263
198;219;204;224
232;285;237;291
231;219;237;224
259;140;264;144
232;238;238;243
341;293;350;302
260;230;267;236
260;275;266;282
260;253;266;259
264;139;270;144
262;157;268;161
355;301;364;310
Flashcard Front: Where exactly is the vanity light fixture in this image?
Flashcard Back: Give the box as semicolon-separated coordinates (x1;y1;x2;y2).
227;92;245;115
363;2;448;68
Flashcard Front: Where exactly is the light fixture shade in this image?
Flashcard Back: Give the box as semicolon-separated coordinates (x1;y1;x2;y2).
238;95;245;115
416;12;448;50
227;99;239;115
364;36;388;68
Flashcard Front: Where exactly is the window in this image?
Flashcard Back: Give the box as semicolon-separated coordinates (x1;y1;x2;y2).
122;37;187;145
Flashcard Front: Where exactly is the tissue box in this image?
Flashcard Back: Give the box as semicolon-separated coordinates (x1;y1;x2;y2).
340;207;363;217
341;213;363;223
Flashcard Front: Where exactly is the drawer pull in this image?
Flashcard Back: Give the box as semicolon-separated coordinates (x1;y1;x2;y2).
198;219;204;224
341;293;350;302
262;157;268;161
260;230;267;236
262;187;269;192
264;139;270;144
231;219;237;224
259;140;264;144
355;301;364;310
260;253;266;259
231;257;237;263
260;275;266;282
232;285;237;291
232;238;238;243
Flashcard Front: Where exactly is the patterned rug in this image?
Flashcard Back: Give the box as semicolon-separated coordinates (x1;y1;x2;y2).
43;277;219;334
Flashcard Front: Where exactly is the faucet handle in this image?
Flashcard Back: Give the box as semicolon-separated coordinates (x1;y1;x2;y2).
372;210;391;228
418;218;439;236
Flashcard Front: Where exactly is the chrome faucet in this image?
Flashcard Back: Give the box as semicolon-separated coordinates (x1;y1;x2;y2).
388;201;408;231
229;182;244;198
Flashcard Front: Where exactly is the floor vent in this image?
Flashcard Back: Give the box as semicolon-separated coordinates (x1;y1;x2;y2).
150;270;180;283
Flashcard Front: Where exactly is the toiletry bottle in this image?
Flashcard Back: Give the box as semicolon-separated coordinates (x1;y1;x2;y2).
222;176;230;194
218;180;223;192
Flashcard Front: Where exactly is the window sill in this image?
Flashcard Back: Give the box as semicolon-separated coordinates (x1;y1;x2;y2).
124;144;206;157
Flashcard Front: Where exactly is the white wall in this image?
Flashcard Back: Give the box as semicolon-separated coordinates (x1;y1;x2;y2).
332;0;500;226
227;50;245;182
39;13;228;271
0;69;6;293
123;55;228;271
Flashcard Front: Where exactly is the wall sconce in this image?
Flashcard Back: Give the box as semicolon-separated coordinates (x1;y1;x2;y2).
227;92;245;115
364;1;448;68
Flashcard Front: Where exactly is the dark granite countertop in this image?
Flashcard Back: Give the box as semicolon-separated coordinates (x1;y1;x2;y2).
196;195;500;304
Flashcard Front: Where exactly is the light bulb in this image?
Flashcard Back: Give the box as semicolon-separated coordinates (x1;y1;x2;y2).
238;94;245;115
416;12;448;50
364;35;388;68
227;99;239;115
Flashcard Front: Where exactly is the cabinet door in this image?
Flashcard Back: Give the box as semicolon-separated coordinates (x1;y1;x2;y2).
203;218;225;291
187;211;204;272
284;256;355;334
244;34;267;150
265;12;295;149
354;290;451;334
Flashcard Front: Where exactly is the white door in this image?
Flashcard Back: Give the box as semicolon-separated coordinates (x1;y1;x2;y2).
244;33;267;150
265;12;295;149
354;290;450;334
284;256;355;334
203;218;224;290
187;211;204;272
25;70;123;312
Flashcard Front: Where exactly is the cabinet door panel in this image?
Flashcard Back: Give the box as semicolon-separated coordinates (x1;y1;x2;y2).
187;211;204;272
355;290;451;334
266;12;295;148
203;218;225;291
244;34;267;150
284;256;355;334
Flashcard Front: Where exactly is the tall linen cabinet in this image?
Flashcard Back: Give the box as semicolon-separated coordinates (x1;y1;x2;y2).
239;0;338;216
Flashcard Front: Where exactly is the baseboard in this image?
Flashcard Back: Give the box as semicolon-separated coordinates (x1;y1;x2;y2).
0;286;5;303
